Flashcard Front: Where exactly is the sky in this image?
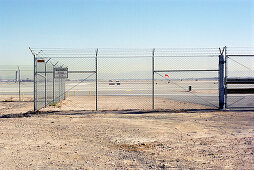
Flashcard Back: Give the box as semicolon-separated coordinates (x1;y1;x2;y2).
0;0;254;65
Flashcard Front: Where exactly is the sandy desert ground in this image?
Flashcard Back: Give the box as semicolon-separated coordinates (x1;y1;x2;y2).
0;110;253;169
0;96;253;169
40;95;213;112
0;95;33;116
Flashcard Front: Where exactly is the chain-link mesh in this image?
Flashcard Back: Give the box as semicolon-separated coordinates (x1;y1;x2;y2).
31;48;224;111
154;48;220;110
0;65;33;102
98;49;152;110
34;58;70;110
33;49;96;111
225;47;254;108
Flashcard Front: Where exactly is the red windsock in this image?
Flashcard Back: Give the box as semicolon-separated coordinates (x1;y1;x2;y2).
165;74;169;78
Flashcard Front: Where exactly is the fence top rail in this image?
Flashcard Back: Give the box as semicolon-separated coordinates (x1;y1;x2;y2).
30;47;221;58
37;55;220;59
0;69;33;71
154;69;219;72
31;47;220;50
226;47;254;55
227;55;254;57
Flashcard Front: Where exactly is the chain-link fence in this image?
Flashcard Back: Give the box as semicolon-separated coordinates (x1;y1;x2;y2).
32;49;96;111
34;58;69;110
154;48;220;110
3;47;253;111
30;48;228;111
225;47;254;108
0;65;33;102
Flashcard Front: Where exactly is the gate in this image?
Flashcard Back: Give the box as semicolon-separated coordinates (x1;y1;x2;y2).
153;48;221;110
225;47;254;108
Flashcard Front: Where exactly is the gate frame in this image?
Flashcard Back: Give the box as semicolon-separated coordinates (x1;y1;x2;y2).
224;47;254;109
152;48;223;110
219;47;225;109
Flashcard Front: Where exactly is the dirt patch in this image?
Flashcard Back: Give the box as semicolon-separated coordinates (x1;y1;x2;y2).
116;142;158;152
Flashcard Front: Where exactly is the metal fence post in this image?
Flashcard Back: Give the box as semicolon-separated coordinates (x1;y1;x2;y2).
224;46;228;109
33;54;36;111
18;66;21;101
59;76;61;102
29;47;37;111
44;62;47;107
62;78;66;100
52;65;55;104
52;62;58;104
152;48;155;110
219;52;225;109
95;48;98;111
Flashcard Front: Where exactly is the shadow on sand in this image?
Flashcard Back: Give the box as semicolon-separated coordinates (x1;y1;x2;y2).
1;108;253;119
